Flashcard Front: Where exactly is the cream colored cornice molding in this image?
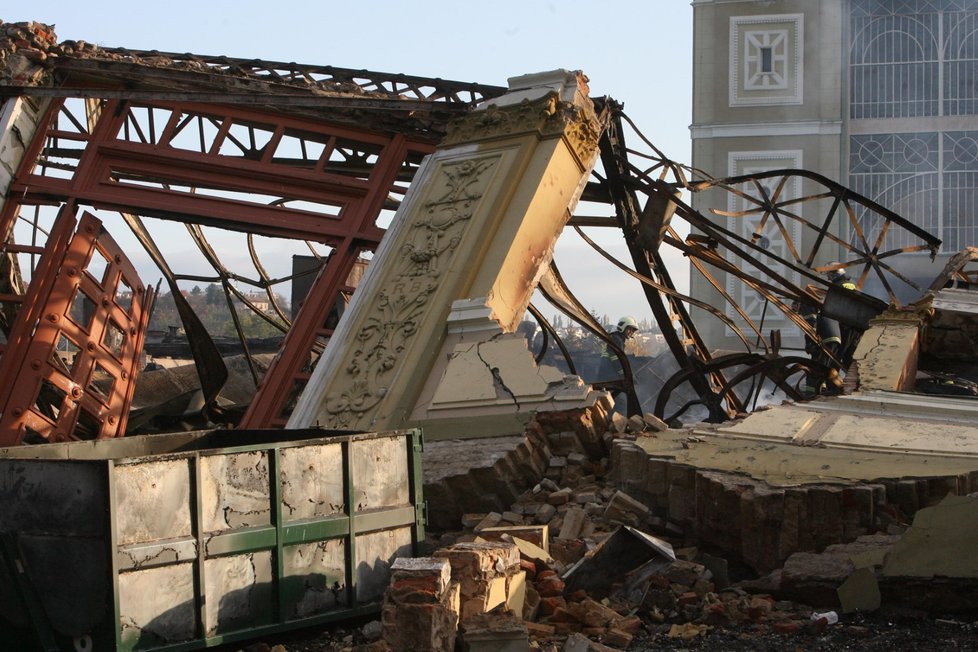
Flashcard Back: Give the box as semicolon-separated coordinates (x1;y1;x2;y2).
691;120;842;139
444;90;601;167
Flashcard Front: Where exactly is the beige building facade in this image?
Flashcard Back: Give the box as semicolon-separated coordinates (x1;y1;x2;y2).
691;0;978;351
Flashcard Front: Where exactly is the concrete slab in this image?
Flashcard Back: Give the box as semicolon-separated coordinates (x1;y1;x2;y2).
715;402;978;459
633;428;978;487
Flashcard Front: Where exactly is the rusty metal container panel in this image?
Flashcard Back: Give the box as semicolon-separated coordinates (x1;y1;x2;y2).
0;428;425;652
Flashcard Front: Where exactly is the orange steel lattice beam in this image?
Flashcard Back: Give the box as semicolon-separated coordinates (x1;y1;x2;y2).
0;97;437;434
0;210;153;445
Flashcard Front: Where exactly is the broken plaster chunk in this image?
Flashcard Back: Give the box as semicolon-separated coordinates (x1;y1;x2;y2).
480;524;550;553
882;493;978;579
626;414;646;433
642;412;670;432
609;412;629;434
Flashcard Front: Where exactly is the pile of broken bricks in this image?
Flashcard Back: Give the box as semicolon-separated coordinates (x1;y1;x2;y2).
372;410;978;651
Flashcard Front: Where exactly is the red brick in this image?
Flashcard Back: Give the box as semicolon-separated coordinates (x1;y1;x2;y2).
677;591;699;606
538;596;565;617
603;628;634;648
773;621;803;634
536;576;565;597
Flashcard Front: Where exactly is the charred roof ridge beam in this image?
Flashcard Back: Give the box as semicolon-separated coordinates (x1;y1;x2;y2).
64;48;508;103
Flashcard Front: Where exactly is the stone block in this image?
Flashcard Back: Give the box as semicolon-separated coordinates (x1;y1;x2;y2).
501;511;523;524
536;503;557;524
474;512;503;533
642;412;670;432
603;490;650;524
558;507;587;540
547;488;572;505
837;567;881;613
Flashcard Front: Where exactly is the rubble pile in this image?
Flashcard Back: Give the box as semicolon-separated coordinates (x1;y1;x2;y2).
413;426;833;649
389;413;978;650
0;20;395;97
0;21;58;85
0;22;224;89
215;409;978;651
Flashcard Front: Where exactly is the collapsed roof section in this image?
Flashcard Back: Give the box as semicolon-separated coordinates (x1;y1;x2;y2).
0;20;965;446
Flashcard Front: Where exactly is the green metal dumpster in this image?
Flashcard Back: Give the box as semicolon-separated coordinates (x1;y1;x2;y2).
0;428;425;651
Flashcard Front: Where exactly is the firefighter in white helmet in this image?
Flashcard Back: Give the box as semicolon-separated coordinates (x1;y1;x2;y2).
599;316;639;379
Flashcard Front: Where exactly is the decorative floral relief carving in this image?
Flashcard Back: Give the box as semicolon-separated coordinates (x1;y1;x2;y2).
321;157;497;427
443;92;601;164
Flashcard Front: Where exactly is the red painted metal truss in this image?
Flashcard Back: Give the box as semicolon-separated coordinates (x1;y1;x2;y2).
0;94;443;442
0;209;152;443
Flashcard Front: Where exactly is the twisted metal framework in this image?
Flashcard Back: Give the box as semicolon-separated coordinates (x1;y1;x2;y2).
0;41;946;440
535;99;941;422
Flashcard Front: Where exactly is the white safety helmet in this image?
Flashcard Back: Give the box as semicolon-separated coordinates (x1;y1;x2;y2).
617;316;639;332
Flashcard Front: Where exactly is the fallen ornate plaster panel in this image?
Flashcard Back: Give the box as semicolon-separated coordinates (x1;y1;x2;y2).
288;70;605;433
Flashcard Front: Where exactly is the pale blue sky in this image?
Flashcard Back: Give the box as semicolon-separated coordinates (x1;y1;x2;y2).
11;1;696;323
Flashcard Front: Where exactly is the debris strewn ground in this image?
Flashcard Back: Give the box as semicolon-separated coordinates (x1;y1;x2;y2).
219;413;978;652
